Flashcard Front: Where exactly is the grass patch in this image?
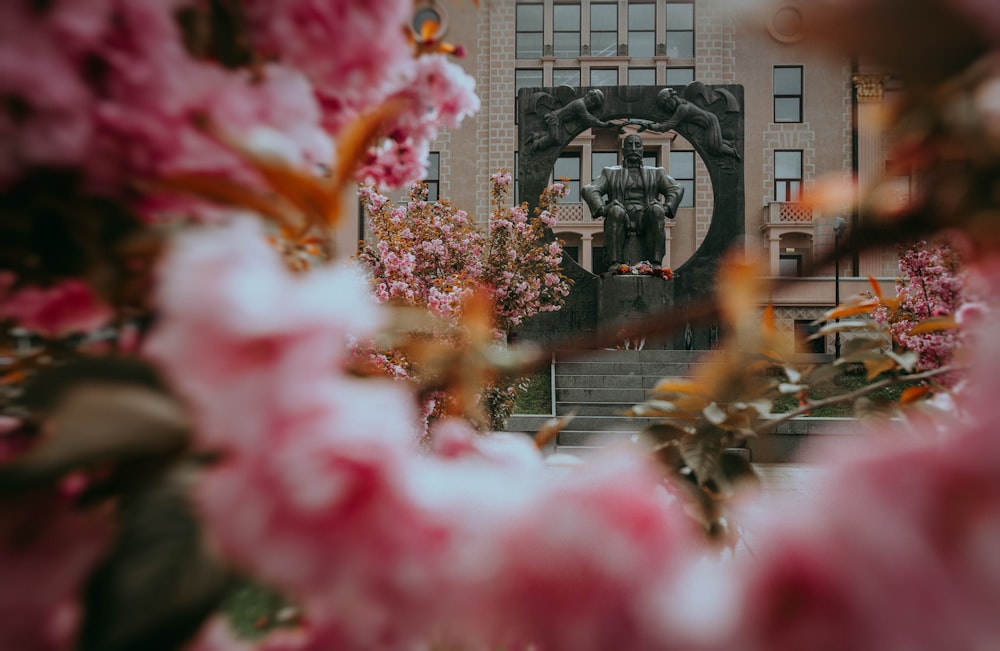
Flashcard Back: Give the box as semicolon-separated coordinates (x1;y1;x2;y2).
222;579;295;640
513;365;552;414
771;371;906;416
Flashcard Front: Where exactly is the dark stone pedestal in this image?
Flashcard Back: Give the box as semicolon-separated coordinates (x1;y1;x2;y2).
598;275;674;347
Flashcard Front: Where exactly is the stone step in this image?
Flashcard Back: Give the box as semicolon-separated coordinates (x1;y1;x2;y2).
556;387;652;403
555;349;708;364
555;361;711;377
556;374;648;389
556;402;641;416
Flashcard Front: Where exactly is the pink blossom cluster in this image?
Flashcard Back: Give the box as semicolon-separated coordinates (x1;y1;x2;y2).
484;178;572;331
873;241;967;374
147;220;705;650
0;0;332;201
0;0;479;203
0;491;112;651
140;220;1000;651
359;184;486;323
0;274;112;338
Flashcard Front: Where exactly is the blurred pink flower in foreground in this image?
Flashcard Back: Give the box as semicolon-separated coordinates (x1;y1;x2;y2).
0;278;112;337
151;220;699;650
0;492;112;651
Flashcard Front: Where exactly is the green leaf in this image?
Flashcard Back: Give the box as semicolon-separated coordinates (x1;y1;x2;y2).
79;475;233;651
679;425;727;487
702;402;728;425
886;350;919;373
640;422;691;444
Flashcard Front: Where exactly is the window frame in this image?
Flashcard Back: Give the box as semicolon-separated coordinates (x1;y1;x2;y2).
589;3;619;57
627;3;656;57
669;149;695;208
774;150;803;202
515;3;544;59
665;2;694;59
424;151;441;201
552;3;581;58
774;65;803;123
553;150;582;202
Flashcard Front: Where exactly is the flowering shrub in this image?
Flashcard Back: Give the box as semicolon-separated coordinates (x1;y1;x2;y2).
872;240;968;374
358;174;572;429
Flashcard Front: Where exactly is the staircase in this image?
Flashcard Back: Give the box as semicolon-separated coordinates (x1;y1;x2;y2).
507;349;713;454
505;348;847;462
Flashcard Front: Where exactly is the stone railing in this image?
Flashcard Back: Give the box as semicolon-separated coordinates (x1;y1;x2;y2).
766;201;814;224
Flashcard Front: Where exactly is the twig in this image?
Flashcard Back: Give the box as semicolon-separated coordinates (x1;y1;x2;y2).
754;364;960;434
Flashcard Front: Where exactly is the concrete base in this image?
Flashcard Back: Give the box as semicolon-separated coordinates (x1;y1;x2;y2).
597;275;674;340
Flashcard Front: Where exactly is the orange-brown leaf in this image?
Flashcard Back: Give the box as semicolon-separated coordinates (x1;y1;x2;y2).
907;316;958;334
534;412;576;449
900;385;932;404
152;174;294;226
863;356;898;381
330;99;411;210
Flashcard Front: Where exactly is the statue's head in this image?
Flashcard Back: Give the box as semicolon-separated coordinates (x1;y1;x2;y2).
657;87;679;107
622;134;644;165
584;88;604;109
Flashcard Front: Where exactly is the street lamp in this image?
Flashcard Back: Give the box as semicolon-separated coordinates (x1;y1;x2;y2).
833;216;847;359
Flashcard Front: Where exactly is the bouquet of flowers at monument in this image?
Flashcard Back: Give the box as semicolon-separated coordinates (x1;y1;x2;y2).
611;261;675;279
3;1;1000;651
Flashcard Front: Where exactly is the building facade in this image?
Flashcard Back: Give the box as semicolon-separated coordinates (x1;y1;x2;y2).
353;0;901;352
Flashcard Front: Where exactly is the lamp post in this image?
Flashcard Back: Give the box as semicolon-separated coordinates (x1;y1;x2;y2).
833;216;846;359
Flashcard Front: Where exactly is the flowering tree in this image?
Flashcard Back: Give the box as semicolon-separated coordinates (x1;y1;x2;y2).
357;174;571;430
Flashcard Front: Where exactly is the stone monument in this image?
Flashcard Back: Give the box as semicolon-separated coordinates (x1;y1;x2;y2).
515;83;745;349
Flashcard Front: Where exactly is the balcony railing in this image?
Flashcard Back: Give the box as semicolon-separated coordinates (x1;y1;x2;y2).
553;201;588;222
767;201;814;225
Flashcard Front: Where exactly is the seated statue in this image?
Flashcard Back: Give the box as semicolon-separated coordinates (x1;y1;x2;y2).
581;134;684;271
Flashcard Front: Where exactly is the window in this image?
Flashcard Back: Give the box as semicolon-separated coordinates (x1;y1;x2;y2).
779;254;802;277
515;68;543;92
589;4;618;57
665;3;694;58
629;68;656;85
424;152;440;201
553;4;580;58
590;68;619;85
516;4;543;59
643;151;659;168
794;320;826;354
562;245;580;262
592;151;619;180
514;152;520;203
774;66;803;123
666;67;695;85
774;150;803;201
628;3;655;57
669;150;694;208
553;68;581;87
553;152;581;202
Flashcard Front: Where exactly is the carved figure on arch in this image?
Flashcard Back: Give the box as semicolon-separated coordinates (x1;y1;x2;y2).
636;87;741;160
524;88;614;153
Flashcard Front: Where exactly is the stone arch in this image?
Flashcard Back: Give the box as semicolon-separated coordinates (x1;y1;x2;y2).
517;83;745;309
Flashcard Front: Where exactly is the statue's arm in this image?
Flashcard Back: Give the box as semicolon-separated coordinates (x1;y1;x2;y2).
656;168;684;218
581;173;610;218
640;116;681;133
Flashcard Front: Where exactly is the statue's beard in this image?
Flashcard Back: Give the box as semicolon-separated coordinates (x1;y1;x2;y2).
624;153;643;167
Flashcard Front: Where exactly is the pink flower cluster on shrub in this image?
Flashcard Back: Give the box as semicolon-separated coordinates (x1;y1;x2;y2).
873;240;967;374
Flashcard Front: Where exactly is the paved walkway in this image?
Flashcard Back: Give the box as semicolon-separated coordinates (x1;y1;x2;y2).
754;463;824;505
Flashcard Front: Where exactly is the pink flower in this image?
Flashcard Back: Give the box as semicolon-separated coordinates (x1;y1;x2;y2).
242;0;414;133
0;491;112;651
0;278;112;337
